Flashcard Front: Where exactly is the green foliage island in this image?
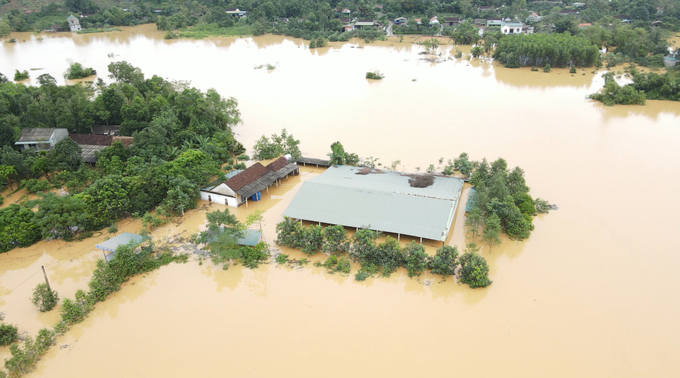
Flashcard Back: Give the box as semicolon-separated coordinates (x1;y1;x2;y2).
63;62;96;79
0;61;245;254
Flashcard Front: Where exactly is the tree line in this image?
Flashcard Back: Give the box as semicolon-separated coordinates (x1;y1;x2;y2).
275;218;492;288
493;32;601;68
0;62;246;253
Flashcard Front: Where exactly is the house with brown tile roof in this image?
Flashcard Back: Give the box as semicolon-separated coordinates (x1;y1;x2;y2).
201;158;300;207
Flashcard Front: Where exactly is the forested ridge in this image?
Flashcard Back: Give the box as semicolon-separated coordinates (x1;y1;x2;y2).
0;62;246;253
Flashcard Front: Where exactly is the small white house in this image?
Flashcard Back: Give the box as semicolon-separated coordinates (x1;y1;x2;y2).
67;15;81;32
429;16;440;26
226;8;247;17
501;21;523;35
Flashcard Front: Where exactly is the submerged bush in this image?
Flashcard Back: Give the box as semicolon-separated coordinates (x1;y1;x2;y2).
31;283;59;312
0;322;19;346
14;70;29;81
64;62;97;79
366;70;384;80
4;328;55;376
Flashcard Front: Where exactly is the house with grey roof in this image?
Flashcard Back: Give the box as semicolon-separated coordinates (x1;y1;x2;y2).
283;166;464;243
67;15;81;31
15;128;68;151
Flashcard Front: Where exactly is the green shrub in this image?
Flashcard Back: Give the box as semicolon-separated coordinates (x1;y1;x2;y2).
31;283;59;312
428;245;459;276
336;257;351;274
543;64;551;73
403;241;428;277
275;253;288;264
531;66;538;71
236;154;249;161
21;179;51;193
459;252;492;288
4;328;55;376
0;323;18;346
354;270;369;281
107;223;118;234
14;70;29;81
59;289;93;325
64;62;97;79
239;242;269;269
366;70;384;80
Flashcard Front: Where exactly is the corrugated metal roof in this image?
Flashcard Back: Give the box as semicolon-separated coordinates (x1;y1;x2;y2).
282;166;464;241
237;171;279;198
96;232;145;259
17;128;59;143
80;145;108;163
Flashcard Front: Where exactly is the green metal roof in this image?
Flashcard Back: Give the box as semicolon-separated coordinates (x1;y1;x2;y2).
282;166;464;241
96;232;145;261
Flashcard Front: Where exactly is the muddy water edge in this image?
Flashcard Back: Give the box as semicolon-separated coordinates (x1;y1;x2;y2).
0;25;678;377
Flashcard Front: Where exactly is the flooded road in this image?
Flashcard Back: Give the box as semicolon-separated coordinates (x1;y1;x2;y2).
1;25;679;377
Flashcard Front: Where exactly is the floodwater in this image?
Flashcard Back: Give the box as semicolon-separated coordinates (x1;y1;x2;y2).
0;25;679;377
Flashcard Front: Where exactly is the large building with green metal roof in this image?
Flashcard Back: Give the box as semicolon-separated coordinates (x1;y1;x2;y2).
282;166;464;242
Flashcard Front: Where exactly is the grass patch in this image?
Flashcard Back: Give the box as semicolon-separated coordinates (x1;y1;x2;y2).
177;24;255;39
77;27;121;34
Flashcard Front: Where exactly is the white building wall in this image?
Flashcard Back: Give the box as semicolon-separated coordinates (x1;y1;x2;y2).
200;191;238;207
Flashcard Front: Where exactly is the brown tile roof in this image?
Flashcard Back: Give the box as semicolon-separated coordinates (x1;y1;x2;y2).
225;163;268;191
112;136;133;148
69;134;113;146
266;157;289;172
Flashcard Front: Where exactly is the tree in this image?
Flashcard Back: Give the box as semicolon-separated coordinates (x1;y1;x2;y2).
449;20;480;45
630;6;650;21
275;217;306;248
482;214;502;251
31;283;59;312
428;245;459;277
454;152;474;177
0;204;40;252
327;141;359;166
403;241;428;277
0;165;16;191
163;176;199;215
47;139;82;172
35;193;88;239
322;224;349;254
108;61;144;87
554;18;578;35
465;207;483;240
459;247;492;288
302;225;323;255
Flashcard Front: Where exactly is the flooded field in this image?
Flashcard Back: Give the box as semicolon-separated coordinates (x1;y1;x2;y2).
1;25;680;377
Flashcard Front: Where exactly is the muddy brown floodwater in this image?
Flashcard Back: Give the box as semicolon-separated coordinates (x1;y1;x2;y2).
0;25;679;377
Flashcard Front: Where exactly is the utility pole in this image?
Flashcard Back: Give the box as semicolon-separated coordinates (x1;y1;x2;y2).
41;266;51;292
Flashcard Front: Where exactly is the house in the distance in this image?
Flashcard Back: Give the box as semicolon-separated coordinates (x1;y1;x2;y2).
443;17;462;27
226;8;247;17
354;20;375;29
67;15;81;32
501;21;524;35
15;128;68;151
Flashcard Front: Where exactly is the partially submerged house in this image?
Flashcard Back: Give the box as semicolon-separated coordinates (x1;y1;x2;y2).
96;232;145;262
15;128;68;151
283;166;464;243
394;17;407;25
67;15;81;32
201;157;300;207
